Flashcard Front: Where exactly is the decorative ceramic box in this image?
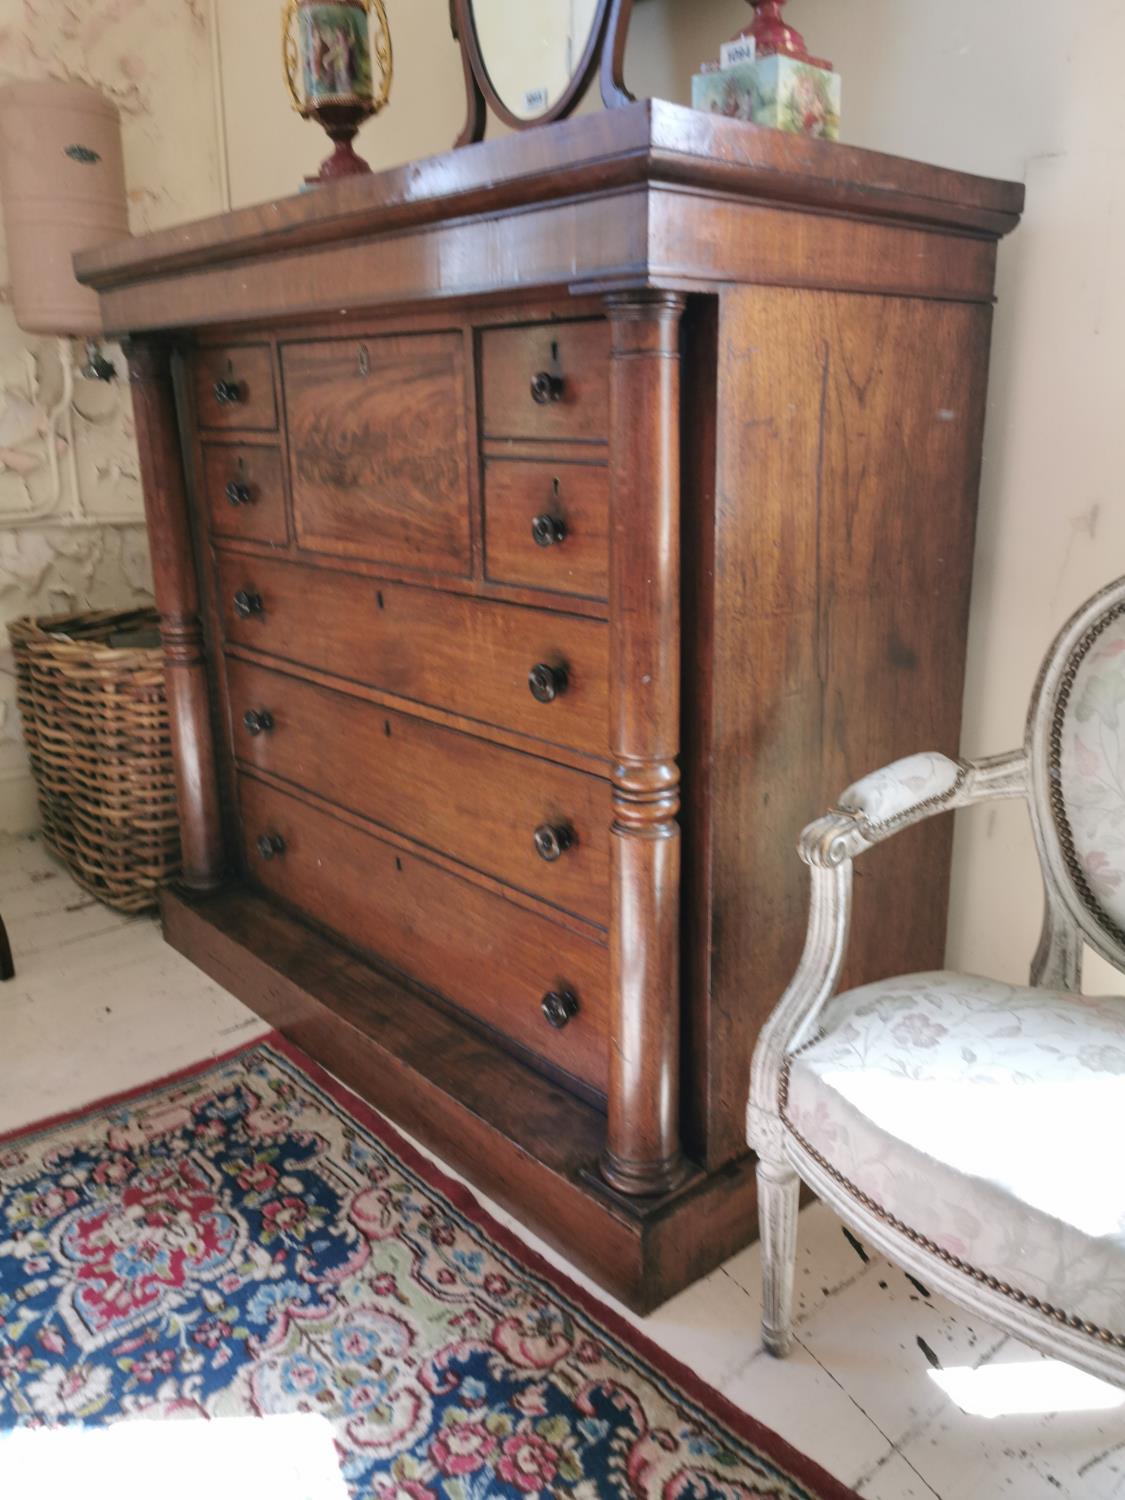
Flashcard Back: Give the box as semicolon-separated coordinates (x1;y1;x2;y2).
752;53;840;139
693;54;840;141
692;61;759;123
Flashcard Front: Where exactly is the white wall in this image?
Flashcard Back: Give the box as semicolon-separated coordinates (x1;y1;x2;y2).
0;0;224;832
210;2;1125;991
783;0;1125;994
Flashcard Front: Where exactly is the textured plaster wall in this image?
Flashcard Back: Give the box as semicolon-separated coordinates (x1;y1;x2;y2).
0;0;223;833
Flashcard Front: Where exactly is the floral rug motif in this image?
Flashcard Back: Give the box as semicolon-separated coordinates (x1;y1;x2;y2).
0;1037;855;1499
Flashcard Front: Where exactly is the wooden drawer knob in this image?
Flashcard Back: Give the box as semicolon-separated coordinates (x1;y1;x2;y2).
243;708;274;736
533;823;574;862
213;377;243;406
528;662;568;703
233;589;264;619
256;832;285;860
541;988;579;1030
226;479;253;506
530;370;564;406
531;514;567;548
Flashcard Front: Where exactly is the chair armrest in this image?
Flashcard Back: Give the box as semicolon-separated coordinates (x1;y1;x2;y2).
747;749;1028;1155
809;750;1029;866
838;751;965;832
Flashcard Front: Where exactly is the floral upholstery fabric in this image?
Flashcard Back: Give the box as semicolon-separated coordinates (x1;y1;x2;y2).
1058;609;1125;940
837;753;963;831
787;971;1125;1336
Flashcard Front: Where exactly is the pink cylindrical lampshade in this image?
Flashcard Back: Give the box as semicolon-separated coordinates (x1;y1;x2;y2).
0;80;130;337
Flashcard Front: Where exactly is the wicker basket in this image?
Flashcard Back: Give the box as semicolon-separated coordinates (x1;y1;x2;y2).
9;608;180;913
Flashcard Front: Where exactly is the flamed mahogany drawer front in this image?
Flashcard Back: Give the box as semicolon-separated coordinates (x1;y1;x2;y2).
239;775;609;1095
481;321;609;444
227;658;611;925
216;554;609;757
193;344;277;431
201;443;287;545
484;457;609;600
283;333;471;575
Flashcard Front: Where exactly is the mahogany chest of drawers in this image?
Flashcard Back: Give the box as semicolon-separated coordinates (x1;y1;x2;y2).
77;103;1021;1311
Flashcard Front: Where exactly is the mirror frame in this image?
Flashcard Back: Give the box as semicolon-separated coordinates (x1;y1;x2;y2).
451;0;635;146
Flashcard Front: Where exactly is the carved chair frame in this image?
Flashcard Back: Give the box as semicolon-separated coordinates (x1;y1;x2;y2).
748;575;1125;1389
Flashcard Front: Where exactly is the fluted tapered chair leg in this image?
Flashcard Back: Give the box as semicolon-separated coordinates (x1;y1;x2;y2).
757;1154;800;1356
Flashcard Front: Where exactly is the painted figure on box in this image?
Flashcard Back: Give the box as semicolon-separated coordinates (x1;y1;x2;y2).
763;58;839;139
700;67;756;122
300;3;374;105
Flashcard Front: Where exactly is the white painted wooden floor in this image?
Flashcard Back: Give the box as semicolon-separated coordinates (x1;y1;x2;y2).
1;831;1122;1499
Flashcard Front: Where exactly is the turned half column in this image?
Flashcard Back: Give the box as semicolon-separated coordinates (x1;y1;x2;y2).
600;291;689;1198
124;338;225;891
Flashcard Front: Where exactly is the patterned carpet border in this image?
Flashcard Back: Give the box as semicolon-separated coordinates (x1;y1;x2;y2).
0;1033;859;1500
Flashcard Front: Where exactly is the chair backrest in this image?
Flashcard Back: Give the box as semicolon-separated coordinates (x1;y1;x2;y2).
1027;575;1125;975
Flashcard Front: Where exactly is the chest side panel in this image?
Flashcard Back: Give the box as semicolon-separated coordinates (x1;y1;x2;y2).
685;284;994;1165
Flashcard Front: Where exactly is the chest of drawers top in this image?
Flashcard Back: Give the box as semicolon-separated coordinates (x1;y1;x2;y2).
76;98;1021;334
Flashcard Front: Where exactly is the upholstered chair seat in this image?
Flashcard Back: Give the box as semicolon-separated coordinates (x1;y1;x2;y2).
788;972;1125;1340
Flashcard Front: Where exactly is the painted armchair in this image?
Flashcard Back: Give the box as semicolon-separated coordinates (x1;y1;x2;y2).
748;577;1125;1388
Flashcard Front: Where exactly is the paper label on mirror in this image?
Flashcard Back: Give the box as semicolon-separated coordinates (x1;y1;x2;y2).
720;37;757;68
523;86;551;113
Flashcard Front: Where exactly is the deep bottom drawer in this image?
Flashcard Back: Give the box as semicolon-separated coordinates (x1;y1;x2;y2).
238;774;609;1096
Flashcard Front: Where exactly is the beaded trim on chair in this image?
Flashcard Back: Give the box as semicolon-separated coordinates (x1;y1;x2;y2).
1047;600;1125;954
837;762;968;841
778;1054;1125;1351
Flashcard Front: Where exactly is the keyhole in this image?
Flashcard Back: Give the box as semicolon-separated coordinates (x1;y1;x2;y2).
376;590;384;610
357;344;370;377
394;856;403;872
384;720;391;737
550;340;559;364
552;476;561;500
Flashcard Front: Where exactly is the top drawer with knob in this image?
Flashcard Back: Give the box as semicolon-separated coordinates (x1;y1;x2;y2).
193;344;278;432
481;320;609;445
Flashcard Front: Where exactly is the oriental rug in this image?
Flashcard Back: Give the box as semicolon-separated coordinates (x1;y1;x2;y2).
0;1035;857;1499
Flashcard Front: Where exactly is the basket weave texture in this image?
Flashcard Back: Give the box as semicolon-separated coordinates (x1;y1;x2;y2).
9;608;180;913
